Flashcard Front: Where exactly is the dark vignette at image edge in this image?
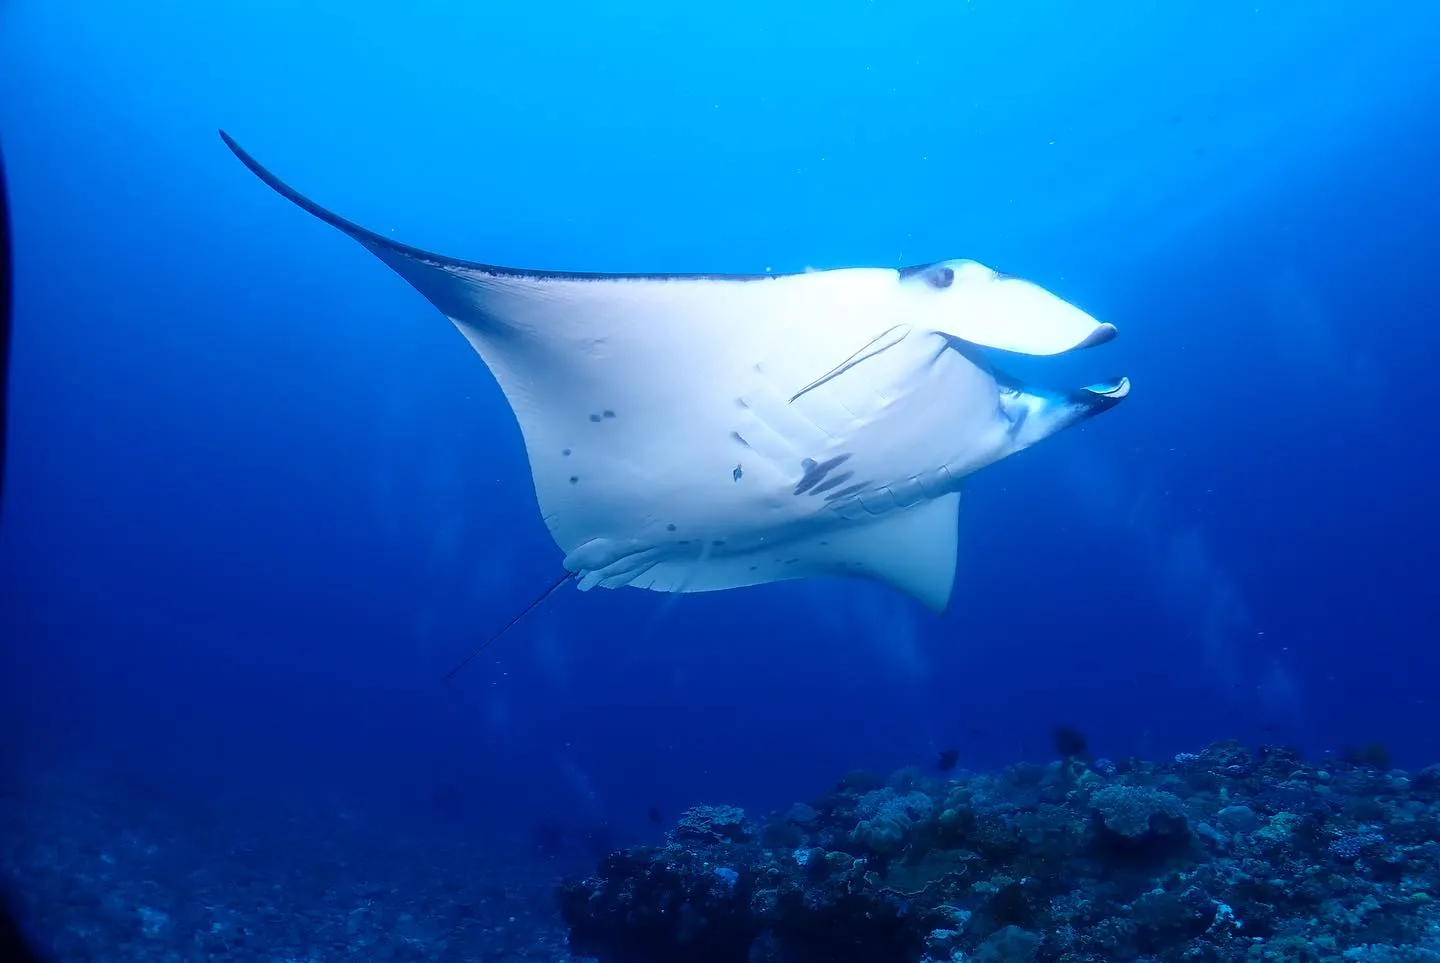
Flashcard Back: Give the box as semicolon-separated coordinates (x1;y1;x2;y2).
0;139;59;963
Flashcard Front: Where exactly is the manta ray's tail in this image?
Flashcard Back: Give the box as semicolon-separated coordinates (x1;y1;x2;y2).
439;571;575;683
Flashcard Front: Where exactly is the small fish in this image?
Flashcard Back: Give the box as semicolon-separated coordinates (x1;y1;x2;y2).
1053;724;1089;760
936;748;959;772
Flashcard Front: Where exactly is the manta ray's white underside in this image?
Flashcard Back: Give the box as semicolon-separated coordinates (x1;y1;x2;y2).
221;131;1130;612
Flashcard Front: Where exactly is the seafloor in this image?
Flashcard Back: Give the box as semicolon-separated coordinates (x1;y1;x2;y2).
0;765;582;962
4;740;1440;962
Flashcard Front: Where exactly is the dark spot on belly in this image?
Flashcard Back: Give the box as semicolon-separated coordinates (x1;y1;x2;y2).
748;565;758;571
678;539;692;545
809;470;854;495
562;448;572;456
793;453;853;495
589;414;602;423
602;409;616;418
711;539;726;547
733;465;744;482
666;523;677;532
569;475;579;484
825;482;868;502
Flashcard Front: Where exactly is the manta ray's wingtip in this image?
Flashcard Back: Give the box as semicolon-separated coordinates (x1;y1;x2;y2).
925;592;954;616
216;128;395;255
217;129;529;283
217;129;267;183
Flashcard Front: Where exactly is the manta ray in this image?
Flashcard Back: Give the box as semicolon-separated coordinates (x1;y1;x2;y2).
220;131;1129;638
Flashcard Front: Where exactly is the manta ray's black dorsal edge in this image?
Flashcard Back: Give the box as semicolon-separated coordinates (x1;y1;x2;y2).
217;129;519;276
217;130;778;282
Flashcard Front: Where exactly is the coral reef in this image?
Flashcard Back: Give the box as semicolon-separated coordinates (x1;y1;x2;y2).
559;742;1440;962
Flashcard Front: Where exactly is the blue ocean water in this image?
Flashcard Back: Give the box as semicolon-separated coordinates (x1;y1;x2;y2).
2;1;1440;958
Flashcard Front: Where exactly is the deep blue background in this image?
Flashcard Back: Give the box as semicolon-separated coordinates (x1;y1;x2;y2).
2;1;1438;849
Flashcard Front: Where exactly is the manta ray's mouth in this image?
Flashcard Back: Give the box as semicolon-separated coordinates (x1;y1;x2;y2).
1083;376;1130;399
